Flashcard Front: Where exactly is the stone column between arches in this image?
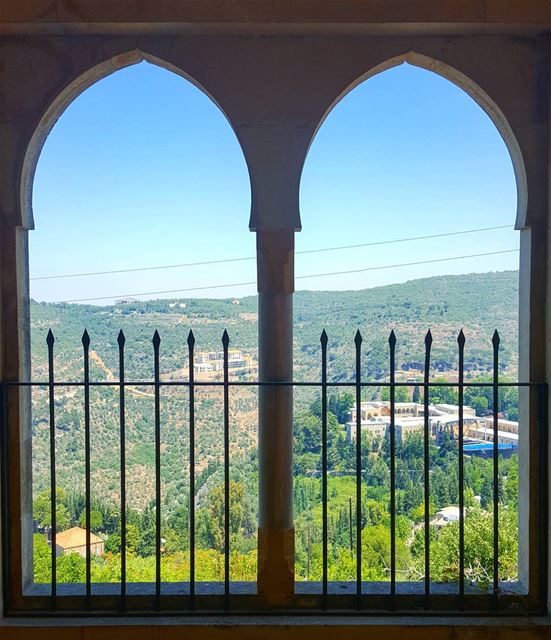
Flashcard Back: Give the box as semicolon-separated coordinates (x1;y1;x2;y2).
256;228;295;600
238;119;307;598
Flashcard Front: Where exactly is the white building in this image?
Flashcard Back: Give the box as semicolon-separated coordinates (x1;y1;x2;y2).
433;404;476;417
346;400;484;445
430;506;461;529
468;425;519;446
430;415;485;443
345;418;387;442
345;415;425;444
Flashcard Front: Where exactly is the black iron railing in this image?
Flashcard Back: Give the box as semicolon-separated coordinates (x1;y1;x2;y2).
0;328;547;615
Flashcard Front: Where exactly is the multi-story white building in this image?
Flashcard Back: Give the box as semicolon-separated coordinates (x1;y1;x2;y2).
345;401;489;445
468;425;519;446
430;414;485;444
345;418;388;442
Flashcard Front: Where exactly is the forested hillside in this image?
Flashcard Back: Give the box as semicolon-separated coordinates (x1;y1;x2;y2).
30;270;520;585
31;269;518;382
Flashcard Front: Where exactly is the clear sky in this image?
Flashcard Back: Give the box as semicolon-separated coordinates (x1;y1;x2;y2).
30;61;518;304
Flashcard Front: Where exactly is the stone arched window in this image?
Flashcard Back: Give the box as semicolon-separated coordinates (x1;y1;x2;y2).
299;52;536;596
12;50;254;600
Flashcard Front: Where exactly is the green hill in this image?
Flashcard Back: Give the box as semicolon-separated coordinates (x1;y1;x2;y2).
31;269;518;380
29;269;518;510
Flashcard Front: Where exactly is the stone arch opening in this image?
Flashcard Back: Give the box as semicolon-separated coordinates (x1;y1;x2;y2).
26;53;252;308
305;51;527;229
17;50;255;589
20;49;245;231
298;54;528;589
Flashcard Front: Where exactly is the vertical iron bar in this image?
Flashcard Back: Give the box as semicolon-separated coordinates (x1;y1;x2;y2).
82;330;91;607
320;330;328;607
537;383;549;612
348;497;353;552
187;330;196;608
354;330;362;606
0;383;10;614
389;330;396;601
222;330;230;608
47;329;56;609
118;330;126;611
423;330;432;607
153;330;161;609
492;330;500;603
307;519;311;581
457;330;465;605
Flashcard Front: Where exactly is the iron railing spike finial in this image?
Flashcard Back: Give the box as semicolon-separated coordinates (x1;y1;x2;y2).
354;329;362;345
458;328;466;347
46;329;55;346
117;329;126;347
82;329;90;348
425;329;433;347
187;329;195;347
222;329;230;347
320;329;328;345
389;329;396;347
492;329;500;347
152;330;161;347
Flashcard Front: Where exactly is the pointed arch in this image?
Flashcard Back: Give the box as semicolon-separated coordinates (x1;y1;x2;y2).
307;51;527;229
20;49;244;230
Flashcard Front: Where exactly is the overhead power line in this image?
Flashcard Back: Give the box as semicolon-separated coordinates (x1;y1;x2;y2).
58;248;519;304
30;224;513;281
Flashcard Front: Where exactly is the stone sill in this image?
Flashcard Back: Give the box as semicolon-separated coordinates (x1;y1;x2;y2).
24;580;526;596
0;615;551;640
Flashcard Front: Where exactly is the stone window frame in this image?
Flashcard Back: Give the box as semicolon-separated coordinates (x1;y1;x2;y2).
0;34;546;614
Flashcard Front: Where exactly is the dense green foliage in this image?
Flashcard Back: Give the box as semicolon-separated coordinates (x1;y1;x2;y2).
35;392;519;587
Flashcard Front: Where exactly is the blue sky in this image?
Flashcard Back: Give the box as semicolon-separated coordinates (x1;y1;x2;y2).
31;61;518;304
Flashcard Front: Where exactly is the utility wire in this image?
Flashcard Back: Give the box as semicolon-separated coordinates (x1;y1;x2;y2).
30;224;513;281
58;248;518;304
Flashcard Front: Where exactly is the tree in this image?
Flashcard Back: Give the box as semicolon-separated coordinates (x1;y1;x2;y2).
57;552;85;583
365;456;390;487
432;467;452;508
361;524;410;581
201;481;253;553
480;476;493;510
431;379;458;405
294;413;322;456
137;502;157;557
79;510;103;532
429;509;518;584
395;386;410;403
402;432;424;463
364;499;385;526
381;385;409;402
105;523;140;555
469;395;489;416
33;488;71;532
33;534;51;583
166;504;190;552
327;392;354;423
137;526;157;558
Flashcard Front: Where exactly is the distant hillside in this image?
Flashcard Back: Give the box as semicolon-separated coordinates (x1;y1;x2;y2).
31;269;518;381
293;270;518;380
29;270;518;508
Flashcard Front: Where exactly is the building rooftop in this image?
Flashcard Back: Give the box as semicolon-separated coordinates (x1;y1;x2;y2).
471;426;519;441
55;526;103;549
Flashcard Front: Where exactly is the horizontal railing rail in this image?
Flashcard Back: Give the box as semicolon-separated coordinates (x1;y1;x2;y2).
0;328;547;616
